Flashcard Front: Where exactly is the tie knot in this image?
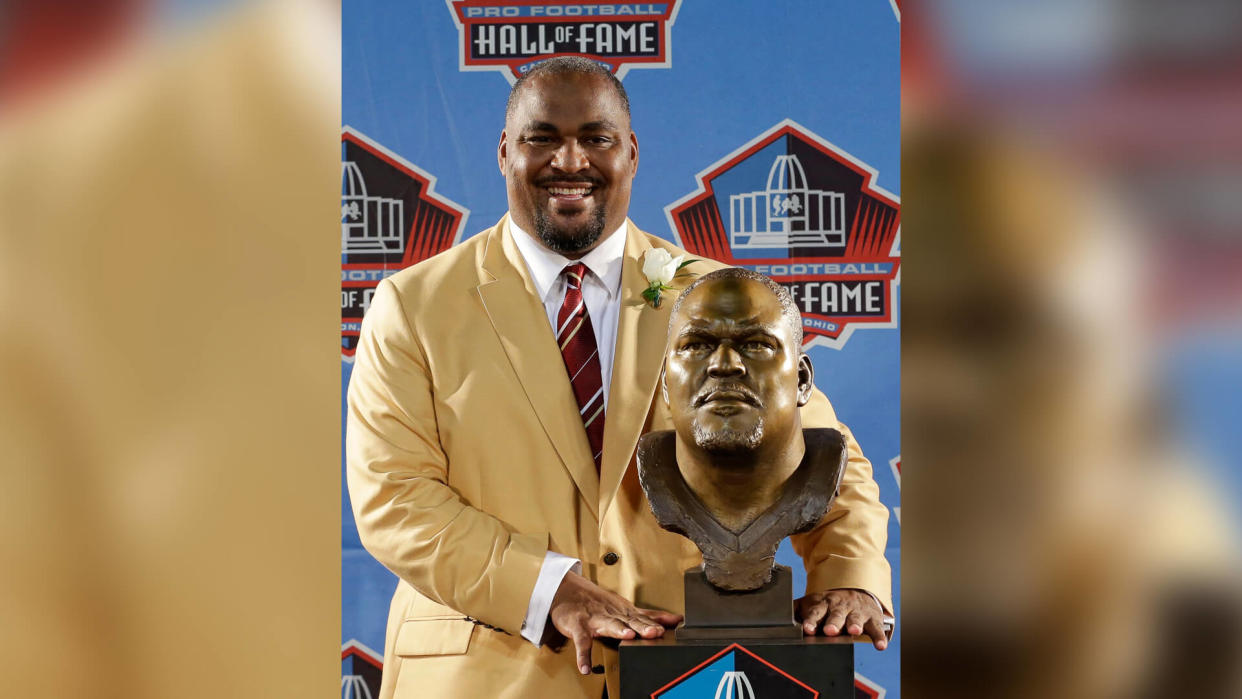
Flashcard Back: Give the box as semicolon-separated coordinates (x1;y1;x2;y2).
563;263;589;289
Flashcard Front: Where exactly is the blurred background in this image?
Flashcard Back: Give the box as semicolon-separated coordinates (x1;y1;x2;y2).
0;0;339;697
903;0;1242;697
1;0;1238;696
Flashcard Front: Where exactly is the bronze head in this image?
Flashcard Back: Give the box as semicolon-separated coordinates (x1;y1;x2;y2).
662;268;814;468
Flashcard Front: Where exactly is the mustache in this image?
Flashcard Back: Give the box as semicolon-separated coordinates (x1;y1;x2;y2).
535;175;603;188
693;382;761;408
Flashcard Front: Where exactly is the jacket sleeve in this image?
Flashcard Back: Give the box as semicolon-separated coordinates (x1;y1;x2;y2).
790;387;893;613
345;278;546;632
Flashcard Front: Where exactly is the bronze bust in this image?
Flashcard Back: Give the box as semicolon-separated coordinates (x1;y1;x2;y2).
638;268;846;593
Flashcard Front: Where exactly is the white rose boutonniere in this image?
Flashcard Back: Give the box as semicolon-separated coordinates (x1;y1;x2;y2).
641;248;700;309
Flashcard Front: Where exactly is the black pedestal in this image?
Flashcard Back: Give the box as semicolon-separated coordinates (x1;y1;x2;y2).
619;635;854;699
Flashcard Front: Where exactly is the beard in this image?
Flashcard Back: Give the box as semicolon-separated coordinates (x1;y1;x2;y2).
534;203;607;256
692;417;764;457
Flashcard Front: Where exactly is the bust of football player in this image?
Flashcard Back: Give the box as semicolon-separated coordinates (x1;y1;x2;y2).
638;268;846;591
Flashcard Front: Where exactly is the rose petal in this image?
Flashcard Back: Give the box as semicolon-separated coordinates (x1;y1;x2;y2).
643;249;673;283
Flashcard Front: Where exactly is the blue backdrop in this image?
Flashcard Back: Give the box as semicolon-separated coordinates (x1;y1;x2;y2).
342;2;900;696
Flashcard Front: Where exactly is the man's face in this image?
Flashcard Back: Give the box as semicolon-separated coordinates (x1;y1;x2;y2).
663;278;813;458
498;72;638;258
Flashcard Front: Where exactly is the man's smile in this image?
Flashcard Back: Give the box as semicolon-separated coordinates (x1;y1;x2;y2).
546;185;595;201
538;176;602;205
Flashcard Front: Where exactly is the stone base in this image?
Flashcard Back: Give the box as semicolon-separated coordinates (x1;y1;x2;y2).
619;635;855;699
678;564;802;640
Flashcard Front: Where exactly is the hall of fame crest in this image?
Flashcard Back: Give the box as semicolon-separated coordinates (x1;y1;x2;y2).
666;120;900;350
446;0;682;82
341;127;469;358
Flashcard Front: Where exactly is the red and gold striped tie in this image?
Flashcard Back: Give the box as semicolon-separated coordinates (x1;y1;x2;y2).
556;263;605;472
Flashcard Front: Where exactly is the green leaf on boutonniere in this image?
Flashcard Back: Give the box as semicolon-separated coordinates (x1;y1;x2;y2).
673;258;702;280
642;285;663;308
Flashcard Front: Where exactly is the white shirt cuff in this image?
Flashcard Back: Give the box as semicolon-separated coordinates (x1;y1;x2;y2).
520;551;581;646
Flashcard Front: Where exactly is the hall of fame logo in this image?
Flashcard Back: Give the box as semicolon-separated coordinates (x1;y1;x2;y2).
341;127;469;358
666;120;900;350
446;0;682;82
651;644;817;699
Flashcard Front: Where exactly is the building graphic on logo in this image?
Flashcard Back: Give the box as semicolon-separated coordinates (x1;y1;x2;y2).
341;674;373;699
730;154;846;249
446;0;683;83
342;161;405;255
341;127;469;358
714;670;756;699
666;119;900;350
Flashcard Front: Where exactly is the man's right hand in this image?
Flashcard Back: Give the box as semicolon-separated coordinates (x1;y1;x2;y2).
547;571;683;675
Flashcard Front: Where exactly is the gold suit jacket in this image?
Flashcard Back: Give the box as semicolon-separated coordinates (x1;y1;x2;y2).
346;215;891;698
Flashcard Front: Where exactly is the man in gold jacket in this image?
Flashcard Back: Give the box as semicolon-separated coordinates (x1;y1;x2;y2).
346;57;892;699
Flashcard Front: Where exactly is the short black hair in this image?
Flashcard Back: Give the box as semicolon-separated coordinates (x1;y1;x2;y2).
673;267;804;348
505;56;631;124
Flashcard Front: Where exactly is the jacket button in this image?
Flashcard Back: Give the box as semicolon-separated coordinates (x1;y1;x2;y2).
602;552;619;565
591;664;605;674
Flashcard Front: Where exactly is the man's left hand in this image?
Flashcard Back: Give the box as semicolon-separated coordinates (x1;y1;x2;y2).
795;588;889;650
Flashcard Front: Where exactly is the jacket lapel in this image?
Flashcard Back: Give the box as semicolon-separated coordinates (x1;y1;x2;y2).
599;224;674;521
476;216;600;519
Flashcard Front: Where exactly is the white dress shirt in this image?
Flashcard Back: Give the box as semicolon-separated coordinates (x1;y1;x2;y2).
509;218;627;646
